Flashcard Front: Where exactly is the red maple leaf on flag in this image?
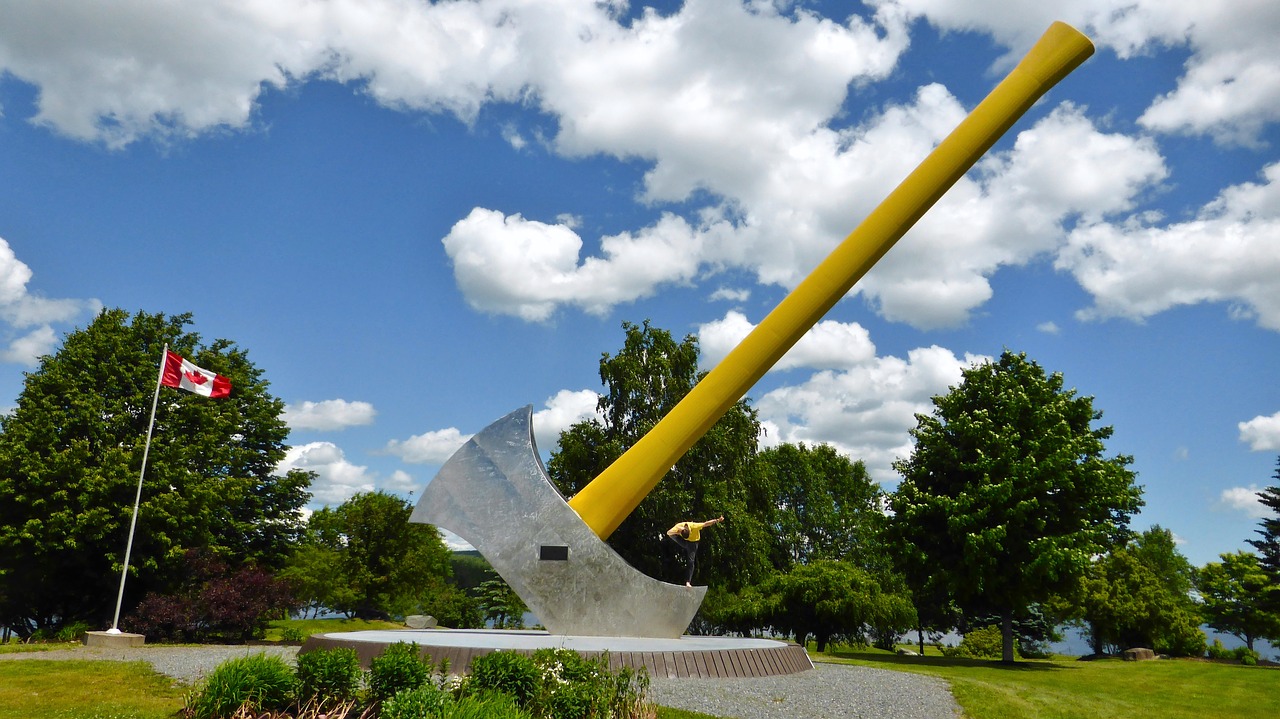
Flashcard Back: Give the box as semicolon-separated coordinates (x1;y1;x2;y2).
183;370;209;386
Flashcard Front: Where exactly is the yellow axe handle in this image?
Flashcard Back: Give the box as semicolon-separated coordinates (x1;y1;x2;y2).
569;22;1095;539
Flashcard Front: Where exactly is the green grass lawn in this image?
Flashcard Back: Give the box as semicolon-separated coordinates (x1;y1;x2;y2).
0;660;186;719
823;646;1279;719
262;616;403;641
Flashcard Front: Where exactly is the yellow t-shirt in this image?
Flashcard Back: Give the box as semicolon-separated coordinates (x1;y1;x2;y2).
668;521;707;541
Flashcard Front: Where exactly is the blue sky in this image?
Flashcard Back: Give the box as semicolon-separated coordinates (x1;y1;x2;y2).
1;0;1278;569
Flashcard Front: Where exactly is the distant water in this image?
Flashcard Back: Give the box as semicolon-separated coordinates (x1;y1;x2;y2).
916;625;1277;659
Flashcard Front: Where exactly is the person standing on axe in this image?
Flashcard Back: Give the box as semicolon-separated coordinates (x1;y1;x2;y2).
664;515;725;587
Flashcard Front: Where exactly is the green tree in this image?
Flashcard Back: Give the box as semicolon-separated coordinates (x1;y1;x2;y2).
548;321;771;592
1069;528;1204;656
1246;458;1280;614
889;350;1144;662
0;309;310;636
1197;551;1280;652
759;560;915;652
294;491;452;619
755;443;886;569
475;573;529;629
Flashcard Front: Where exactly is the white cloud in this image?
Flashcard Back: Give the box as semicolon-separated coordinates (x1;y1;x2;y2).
755;345;985;483
1036;321;1060;335
0;325;58;366
383;426;472;465
1239;411;1280;451
0;237;99;365
697;310;876;372
871;0;1280;145
283;398;376;431
1058;162;1280;330
532;389;601;452
1219;485;1269;518
277;441;376;506
709;287;750;303
442;209;708;321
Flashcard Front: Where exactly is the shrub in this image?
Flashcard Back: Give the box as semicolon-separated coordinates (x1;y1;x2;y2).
1233;646;1260;666
449;691;532;719
369;642;431;702
527;649;650;719
183;653;295;719
380;683;454;719
940;625;1005;659
126;549;297;643
467;651;540;710
1207;638;1232;660
296;647;363;709
281;626;306;643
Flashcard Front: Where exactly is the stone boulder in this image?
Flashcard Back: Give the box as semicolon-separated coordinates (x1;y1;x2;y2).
404;615;437;629
1122;647;1156;661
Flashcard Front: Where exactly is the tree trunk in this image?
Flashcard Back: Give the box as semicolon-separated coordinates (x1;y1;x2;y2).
1001;610;1016;663
816;634;828;653
918;627;925;655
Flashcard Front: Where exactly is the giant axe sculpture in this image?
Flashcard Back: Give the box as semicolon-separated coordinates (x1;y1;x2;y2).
412;22;1095;638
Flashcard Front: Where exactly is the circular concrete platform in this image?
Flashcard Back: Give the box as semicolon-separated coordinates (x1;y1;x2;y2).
301;629;812;679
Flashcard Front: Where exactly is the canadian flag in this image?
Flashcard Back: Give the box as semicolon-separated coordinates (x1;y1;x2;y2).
161;350;232;398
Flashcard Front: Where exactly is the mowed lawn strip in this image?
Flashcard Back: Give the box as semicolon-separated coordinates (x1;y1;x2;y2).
824;648;1278;719
0;660;186;719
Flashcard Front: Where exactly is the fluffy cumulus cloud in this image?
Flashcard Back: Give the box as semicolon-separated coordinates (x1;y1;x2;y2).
2;1;1276;330
755;345;985;482
1218;485;1269;518
1239;411;1280;451
277;441;376;506
383;426;472;465
0;237;99;365
871;0;1280;146
697;310;876;371
442;209;710;321
1057;162;1280;330
532;389;601;451
283;398;377;431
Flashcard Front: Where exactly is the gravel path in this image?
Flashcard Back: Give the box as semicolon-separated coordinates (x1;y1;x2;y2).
649;662;961;719
2;646;961;718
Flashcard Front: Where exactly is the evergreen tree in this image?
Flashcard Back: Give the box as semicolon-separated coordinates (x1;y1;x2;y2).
1246;458;1280;614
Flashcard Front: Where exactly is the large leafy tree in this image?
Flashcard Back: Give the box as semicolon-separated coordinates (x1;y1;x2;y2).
548;321;771;592
1068;527;1204;656
1197;551;1280;652
756;443;885;570
0;309;310;635
758;560;916;652
1246;458;1280;614
889;350;1144;662
288;491;453;620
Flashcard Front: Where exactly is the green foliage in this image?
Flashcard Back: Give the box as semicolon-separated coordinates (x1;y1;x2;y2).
1246;458;1280;616
1206;638;1231;660
294;647;363;709
467;651;540;709
1069;527;1205;657
287;491;453;620
1196;551;1280;651
759;559;916;653
380;682;453;719
0;309;310;636
368;642;432;703
182;653;295;719
889;350;1144;661
940;625;1005;659
448;691;532;719
125;549;296;643
475;574;528;629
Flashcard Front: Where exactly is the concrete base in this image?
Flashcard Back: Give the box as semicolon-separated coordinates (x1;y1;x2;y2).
84;631;145;648
301;629;812;679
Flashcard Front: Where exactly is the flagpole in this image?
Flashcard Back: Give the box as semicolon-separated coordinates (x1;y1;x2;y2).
108;343;168;634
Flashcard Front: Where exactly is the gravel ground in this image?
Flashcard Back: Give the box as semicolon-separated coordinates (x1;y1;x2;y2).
649;662;961;719
2;645;961;718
